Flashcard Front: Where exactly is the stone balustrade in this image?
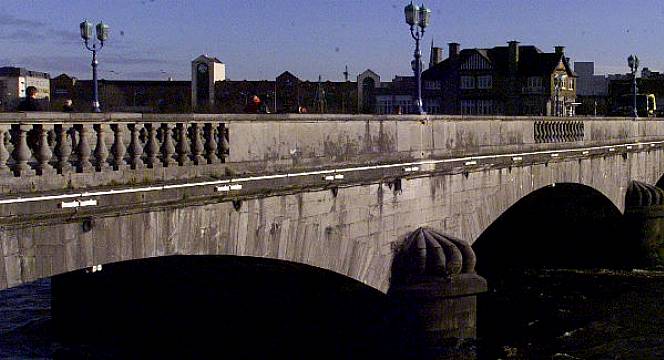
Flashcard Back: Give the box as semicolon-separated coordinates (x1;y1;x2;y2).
0;122;229;177
0;114;230;193
0;113;663;195
534;120;585;143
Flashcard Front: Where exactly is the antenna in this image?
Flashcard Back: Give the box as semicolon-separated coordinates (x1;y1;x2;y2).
343;65;349;82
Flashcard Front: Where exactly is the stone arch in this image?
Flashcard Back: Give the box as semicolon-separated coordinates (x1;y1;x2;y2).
473;182;626;275
49;254;397;358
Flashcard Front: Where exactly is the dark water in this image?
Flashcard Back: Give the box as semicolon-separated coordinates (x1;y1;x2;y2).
1;267;662;359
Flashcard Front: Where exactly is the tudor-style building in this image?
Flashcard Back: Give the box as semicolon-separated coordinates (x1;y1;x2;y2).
423;41;577;116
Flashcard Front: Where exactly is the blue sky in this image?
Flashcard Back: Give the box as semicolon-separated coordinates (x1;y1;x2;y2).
1;0;664;81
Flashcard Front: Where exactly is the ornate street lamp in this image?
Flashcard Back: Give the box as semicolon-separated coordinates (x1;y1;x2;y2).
80;20;109;112
404;2;430;115
628;54;639;118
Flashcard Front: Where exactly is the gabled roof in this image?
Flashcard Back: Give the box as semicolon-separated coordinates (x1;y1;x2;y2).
423;43;576;80
276;71;300;82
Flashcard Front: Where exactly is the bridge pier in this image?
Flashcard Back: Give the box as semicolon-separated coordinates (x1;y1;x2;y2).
624;181;664;268
389;228;487;359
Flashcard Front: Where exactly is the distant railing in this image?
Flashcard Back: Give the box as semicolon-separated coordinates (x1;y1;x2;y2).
0;121;229;177
533;120;584;143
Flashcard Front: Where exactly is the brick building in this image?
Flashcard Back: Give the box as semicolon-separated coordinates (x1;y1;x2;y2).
422;41;577;116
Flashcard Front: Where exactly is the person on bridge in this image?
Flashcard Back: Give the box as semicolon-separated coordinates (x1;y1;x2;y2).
244;95;270;114
62;99;75;112
17;86;44;111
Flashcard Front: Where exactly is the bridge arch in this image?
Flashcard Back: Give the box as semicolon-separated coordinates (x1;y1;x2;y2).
472;182;627;277
43;254;400;358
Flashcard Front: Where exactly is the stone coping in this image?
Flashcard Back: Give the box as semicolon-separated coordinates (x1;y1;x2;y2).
0;112;645;123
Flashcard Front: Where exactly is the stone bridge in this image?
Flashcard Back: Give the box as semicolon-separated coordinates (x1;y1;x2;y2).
1;113;664;293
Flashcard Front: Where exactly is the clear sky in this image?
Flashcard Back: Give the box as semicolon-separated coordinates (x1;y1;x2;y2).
1;0;664;81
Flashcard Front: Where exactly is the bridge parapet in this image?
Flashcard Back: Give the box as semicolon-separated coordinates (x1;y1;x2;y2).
0;113;663;195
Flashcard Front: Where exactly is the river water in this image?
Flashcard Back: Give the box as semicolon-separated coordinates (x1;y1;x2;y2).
0;268;662;359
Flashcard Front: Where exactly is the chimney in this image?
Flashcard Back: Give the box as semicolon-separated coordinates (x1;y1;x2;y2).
508;40;520;74
555;46;565;55
448;42;460;59
430;47;443;67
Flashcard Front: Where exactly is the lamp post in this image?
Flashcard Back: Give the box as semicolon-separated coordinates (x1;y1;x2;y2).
628;54;639;118
404;2;430;115
80;20;109;113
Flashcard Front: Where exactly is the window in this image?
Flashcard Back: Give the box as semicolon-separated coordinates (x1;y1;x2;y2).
460;76;475;89
461;100;475;114
560;75;568;89
477;75;492;89
524;76;543;93
477;100;493;115
424;81;441;90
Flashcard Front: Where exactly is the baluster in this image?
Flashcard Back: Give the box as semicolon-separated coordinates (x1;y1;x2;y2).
11;124;35;176
160;123;177;167
220;124;229;163
128;124;144;169
205;123;219;164
111;124;127;170
534;122;542;143
144;124;161;168
35;124;55;175
176;123;191;166
54;125;73;174
549;122;556;143
0;126;11;175
76;124;93;172
93;124;110;171
190;123;205;165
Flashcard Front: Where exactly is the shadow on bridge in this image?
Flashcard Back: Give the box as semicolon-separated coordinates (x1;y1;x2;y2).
473;182;630;278
49;255;413;359
472;183;637;358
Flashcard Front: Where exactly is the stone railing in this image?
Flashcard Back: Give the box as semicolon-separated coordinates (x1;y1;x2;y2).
1;113;663;194
0;114;229;193
533;120;584;143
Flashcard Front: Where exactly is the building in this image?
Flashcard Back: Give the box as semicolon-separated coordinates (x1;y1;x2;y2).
0;67;50;111
48;54;444;114
574;62;609;116
422;41;577;116
213;71;357;114
51;74;191;113
608;70;664;115
191;55;226;112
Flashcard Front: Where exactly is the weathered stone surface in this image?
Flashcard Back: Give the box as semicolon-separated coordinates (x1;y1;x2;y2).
0;115;664;292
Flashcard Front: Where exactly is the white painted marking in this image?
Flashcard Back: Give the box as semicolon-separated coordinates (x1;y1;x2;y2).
216;185;231;192
609;148;616;152
551;153;559;158
334;174;344;180
78;199;97;207
229;184;243;191
512;156;523;162
465;161;477;166
4;138;664;206
626;146;633;150
60;201;79;209
324;175;335;181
